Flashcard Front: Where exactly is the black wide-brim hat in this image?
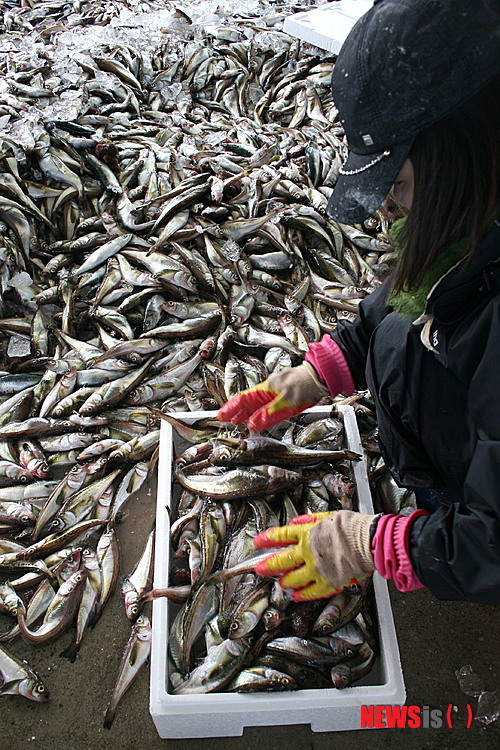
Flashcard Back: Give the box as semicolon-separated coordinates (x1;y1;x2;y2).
326;0;500;225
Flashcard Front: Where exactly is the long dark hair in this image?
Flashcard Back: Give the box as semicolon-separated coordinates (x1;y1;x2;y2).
393;75;500;292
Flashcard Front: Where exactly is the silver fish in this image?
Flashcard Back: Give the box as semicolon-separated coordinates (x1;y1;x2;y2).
103;615;152;729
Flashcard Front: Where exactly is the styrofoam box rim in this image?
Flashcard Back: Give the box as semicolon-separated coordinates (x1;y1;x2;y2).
283;1;373;54
150;405;405;738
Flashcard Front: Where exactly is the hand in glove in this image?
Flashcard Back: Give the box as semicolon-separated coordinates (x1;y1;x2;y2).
253;511;379;601
217;361;328;432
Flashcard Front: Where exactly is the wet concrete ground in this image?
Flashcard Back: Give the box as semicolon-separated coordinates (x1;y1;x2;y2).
0;473;498;750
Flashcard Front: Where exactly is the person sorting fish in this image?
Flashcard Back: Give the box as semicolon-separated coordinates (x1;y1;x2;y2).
218;0;500;604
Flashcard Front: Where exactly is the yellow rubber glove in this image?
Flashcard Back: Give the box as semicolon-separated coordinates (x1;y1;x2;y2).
217;361;328;432
254;511;378;601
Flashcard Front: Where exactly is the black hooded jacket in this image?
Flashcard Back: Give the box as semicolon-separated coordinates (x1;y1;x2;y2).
332;221;500;603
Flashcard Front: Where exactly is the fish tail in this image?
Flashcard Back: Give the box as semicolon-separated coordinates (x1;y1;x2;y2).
103;705;116;730
59;641;80;663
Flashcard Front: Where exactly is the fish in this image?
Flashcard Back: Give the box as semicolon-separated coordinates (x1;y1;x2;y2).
312;584;368;635
173;637;252;694
264;635;354;666
0;644;50;702
121;529;155;622
227;665;296;692
204;547;285;584
330;643;376;688
59;547;102;662
174;465;303;500
103;615;152;729
210;436;360;467
17;569;87;643
169;582;220;674
93;527;120;627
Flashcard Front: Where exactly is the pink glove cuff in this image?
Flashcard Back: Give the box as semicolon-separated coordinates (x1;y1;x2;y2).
306;335;355;397
371;510;428;592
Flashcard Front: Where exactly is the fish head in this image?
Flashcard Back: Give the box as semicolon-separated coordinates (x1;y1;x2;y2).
134;614;152;641
330;663;351;689
124;589;140;622
209;439;242;464
262;607;284;631
28;459;51;480
0;583;25;617
82;548;98;570
18;678;50;703
61;569;87;596
49;516;67;534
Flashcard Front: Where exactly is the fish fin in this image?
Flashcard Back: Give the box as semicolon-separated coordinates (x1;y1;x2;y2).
0;679;21;695
89;610;102;630
59;641;79;663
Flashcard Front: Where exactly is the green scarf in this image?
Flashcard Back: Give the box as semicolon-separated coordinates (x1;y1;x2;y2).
387;217;466;317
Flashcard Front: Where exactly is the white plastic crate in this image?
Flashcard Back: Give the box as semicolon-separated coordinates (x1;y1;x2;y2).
150;405;405;739
284;1;373;53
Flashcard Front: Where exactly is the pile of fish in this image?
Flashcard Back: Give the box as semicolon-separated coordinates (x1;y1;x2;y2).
0;0;401;722
157;412;379;694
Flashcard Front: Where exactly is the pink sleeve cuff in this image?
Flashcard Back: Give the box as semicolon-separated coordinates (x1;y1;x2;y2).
371;510;428;592
305;334;355;398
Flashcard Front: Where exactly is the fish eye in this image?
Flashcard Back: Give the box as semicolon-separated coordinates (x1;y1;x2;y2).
345;583;360;594
19;475;29;483
229;621;239;632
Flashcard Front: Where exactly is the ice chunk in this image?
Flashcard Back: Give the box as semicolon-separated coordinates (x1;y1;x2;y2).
476;691;500;726
7;336;31;358
253;30;292;53
52;58;85;86
248;83;265;104
221;240;242;262
204;131;228;146
8;272;33;290
160;82;184;108
455;665;485;697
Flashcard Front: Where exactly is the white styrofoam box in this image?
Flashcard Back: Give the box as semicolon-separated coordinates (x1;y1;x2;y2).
284;1;373;53
150;405;405;739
